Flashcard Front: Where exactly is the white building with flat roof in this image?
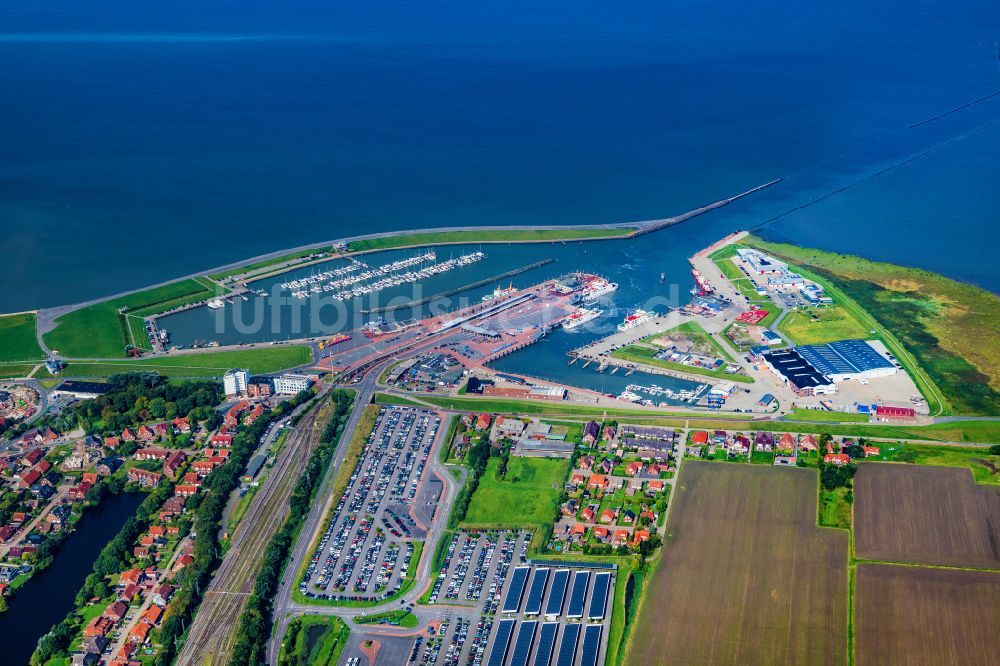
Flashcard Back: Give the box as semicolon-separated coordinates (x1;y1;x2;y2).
274;373;311;395
223;369;249;397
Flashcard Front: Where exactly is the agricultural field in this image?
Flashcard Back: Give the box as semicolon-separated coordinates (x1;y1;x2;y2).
854;464;1000;568
347;227;635;252
55;346;311;378
745;235;1000;415
461;456;569;528
0;312;45;362
43;278;217;357
627;462;848;665
776;305;870;345
855;565;1000;666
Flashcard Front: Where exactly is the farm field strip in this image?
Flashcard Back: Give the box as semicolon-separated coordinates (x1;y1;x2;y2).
626;462;849;665
853;464;1000;569
855;564;1000;666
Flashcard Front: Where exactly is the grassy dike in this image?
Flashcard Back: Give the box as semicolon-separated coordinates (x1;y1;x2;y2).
43;278;218;357
50;346;312;379
347;227;636;253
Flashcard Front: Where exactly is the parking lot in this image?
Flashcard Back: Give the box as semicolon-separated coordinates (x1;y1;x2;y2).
413;530;614;666
301;405;441;603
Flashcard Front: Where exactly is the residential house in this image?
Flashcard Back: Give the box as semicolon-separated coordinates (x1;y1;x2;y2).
778;433;796;452
690;431;709;446
581;421;600;445
646;480;666;495
580;507;595;523
96;457;122;475
754;432;775;452
599;508;616;524
121;428;137;442
824;453;851;466
593;526;610;542
128;468;162;488
475;413;492;431
163;450;187;479
587;474;608;491
103;436;121;450
730;435;750;455
624;461;643;477
135;448;169;461
799;434;818;452
171;417;191;433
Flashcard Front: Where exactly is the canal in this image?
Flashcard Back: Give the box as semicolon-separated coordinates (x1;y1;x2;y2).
0;491;144;664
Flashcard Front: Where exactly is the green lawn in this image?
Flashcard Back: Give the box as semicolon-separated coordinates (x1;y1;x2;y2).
786;408;872;423
0;363;39;379
348;227;635;252
44;279;217;357
877;442;1000;484
354;610;419;628
0;313;44;362
777;306;870;345
611;344;752;383
818;487;853;529
462;457;570;528
55;346;311;378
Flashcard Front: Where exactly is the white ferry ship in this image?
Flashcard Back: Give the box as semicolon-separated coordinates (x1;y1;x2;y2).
562;307;603;330
582;277;618;302
617;308;653;332
206;298;225;309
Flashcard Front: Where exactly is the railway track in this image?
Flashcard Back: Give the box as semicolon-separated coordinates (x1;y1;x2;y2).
176;399;330;665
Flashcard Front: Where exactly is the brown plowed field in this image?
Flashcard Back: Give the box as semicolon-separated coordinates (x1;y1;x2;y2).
627;462;849;665
854;464;1000;568
856;564;1000;666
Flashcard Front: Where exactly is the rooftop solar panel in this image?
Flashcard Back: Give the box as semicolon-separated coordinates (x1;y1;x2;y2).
524;568;550;616
566;571;590;619
580;625;603;666
488;619;517;666
509;620;538;666
532;623;559;666
587;572;610;620
555;623;581;666
503;567;530;613
544;569;570;617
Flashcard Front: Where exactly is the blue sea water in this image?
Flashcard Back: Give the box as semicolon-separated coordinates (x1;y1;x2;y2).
1;0;999;314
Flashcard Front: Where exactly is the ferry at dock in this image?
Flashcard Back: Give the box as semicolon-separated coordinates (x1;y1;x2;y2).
562;307;603;330
617;308;653;332
582;277;618;302
206;298;225;309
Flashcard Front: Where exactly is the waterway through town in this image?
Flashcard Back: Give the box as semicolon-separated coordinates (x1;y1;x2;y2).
0;492;144;665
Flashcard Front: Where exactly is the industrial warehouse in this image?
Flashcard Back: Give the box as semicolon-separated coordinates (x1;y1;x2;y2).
759;339;898;396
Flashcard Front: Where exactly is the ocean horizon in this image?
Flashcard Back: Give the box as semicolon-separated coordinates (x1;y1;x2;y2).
1;0;999;312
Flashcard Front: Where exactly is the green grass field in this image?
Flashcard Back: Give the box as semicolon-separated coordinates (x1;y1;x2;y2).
0;313;44;362
786;407;872;423
612;344;753;383
0;364;39;379
462;457;570;528
777;305;870;345
55;346;311;378
44;279;217;357
348;227;635;252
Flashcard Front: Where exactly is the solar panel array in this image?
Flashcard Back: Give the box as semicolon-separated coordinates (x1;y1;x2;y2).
555;623;581;666
532;623;559;666
509;620;538;666
544;569;570;617
580;625;603;666
587;572;610;620
488;619;517;666
566;570;591;618
524;567;550;616
503;566;530;613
